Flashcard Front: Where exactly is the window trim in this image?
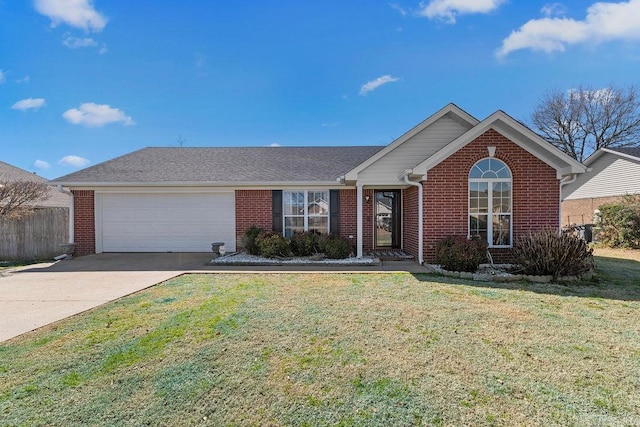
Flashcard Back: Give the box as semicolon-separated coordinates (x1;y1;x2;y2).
282;190;330;236
468;158;513;248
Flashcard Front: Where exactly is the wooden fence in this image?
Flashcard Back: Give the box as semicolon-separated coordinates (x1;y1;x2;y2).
0;207;69;261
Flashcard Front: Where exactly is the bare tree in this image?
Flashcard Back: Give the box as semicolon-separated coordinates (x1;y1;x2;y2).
0;180;50;217
531;84;640;162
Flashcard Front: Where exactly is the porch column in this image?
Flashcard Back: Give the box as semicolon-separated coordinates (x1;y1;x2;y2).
356;184;363;258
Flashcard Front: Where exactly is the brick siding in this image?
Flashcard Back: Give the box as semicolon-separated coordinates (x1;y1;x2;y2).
72;190;95;256
423;129;560;263
338;189;374;252
235;190;273;249
562;196;622;226
402;186;419;258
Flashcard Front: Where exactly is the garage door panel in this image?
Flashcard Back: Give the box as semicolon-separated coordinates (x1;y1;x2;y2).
100;193;235;252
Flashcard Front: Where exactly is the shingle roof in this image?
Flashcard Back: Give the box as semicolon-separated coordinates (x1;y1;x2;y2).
0;161;69;208
50;146;385;184
608;147;640;159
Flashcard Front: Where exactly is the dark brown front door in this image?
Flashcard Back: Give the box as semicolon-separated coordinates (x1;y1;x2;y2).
375;190;401;248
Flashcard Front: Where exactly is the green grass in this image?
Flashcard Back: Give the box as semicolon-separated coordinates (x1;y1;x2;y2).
1;251;639;426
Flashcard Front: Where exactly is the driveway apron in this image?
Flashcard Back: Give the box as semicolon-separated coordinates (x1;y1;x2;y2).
0;253;212;342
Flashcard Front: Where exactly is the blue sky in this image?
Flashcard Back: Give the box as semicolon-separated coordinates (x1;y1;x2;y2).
2;0;639;179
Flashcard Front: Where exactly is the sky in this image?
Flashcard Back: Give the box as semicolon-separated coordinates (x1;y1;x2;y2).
1;0;639;179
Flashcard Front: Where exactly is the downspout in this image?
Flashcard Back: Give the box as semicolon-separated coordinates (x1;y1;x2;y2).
57;185;74;244
403;172;424;265
559;174;577;233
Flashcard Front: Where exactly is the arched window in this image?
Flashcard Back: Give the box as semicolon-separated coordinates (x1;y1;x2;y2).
469;158;512;247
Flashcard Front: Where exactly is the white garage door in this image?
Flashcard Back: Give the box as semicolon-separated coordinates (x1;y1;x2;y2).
99;192;235;252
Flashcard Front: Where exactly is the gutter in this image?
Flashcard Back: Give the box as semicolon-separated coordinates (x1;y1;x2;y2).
57;185;74;244
402;171;424;265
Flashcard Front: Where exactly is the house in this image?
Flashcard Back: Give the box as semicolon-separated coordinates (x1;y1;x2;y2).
0;161;70;260
562;147;640;226
49;104;586;264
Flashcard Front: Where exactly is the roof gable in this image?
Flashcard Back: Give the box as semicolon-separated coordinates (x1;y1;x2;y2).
344;103;478;181
412;110;587;179
584;147;640;166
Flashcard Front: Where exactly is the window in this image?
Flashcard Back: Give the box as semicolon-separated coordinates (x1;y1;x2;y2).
283;190;329;237
469;158;512;247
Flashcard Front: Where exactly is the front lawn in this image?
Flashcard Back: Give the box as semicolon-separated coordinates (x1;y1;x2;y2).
1;251;639;426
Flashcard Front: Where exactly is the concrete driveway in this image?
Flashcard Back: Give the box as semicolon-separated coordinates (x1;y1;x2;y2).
0;253;212;343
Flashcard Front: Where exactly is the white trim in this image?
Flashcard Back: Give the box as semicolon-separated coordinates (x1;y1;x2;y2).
344;103;478;181
468;158;513;248
357;185;363;258
53;181;346;189
412;110;586;178
584;147;640;166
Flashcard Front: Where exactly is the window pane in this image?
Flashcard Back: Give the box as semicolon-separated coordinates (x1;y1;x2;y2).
308;217;328;234
284;192;304;215
493;182;511;213
284;217;304;238
307;191;329;215
470;214;488;238
493;215;511;246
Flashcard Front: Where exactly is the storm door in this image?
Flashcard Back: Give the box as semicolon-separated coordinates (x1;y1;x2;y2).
375;190;401;248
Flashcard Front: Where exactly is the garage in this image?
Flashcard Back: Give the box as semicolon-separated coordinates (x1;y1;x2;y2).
96;192;235;253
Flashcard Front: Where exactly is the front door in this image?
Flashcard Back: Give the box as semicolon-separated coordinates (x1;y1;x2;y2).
375;190;401;248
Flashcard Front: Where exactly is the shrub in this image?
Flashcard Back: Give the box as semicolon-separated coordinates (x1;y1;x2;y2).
435;235;488;272
511;229;594;277
255;231;291;258
319;234;352;259
242;225;264;255
290;231;321;257
595;195;640;248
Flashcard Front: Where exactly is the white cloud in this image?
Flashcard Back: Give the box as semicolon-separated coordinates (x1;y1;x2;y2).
359;75;400;96
63;103;135;127
34;0;107;32
417;0;506;24
11;98;46;111
59;155;90;167
0;70;5;84
34;160;50;170
63;35;97;48
321;122;339;127
389;3;409;16
497;0;640;58
541;3;567;18
270;143;281;147
16;75;30;83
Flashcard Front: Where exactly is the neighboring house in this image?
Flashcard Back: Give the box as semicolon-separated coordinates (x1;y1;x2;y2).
0;161;70;260
562;147;640;226
50;104;585;264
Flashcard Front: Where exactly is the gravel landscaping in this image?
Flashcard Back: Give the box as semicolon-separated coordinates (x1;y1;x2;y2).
209;252;380;266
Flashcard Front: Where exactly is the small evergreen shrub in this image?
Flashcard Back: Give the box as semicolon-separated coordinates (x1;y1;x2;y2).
290;231;321;257
319;234;352;259
435;235;487;272
255;231;291;258
242;225;264;255
511;229;594;277
595;195;640;248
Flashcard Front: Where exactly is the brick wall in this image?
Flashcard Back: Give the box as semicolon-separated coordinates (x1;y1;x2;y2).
338;189;374;252
72;190;95;256
562;196;621;226
402;186;419;259
235;190;273;249
423;129;560;263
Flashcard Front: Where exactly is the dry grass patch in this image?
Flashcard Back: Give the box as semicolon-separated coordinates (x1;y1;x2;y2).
1;260;640;426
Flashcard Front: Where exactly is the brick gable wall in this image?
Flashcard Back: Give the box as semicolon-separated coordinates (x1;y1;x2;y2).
423;129;560;263
72;190;95;256
402;186;419;259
